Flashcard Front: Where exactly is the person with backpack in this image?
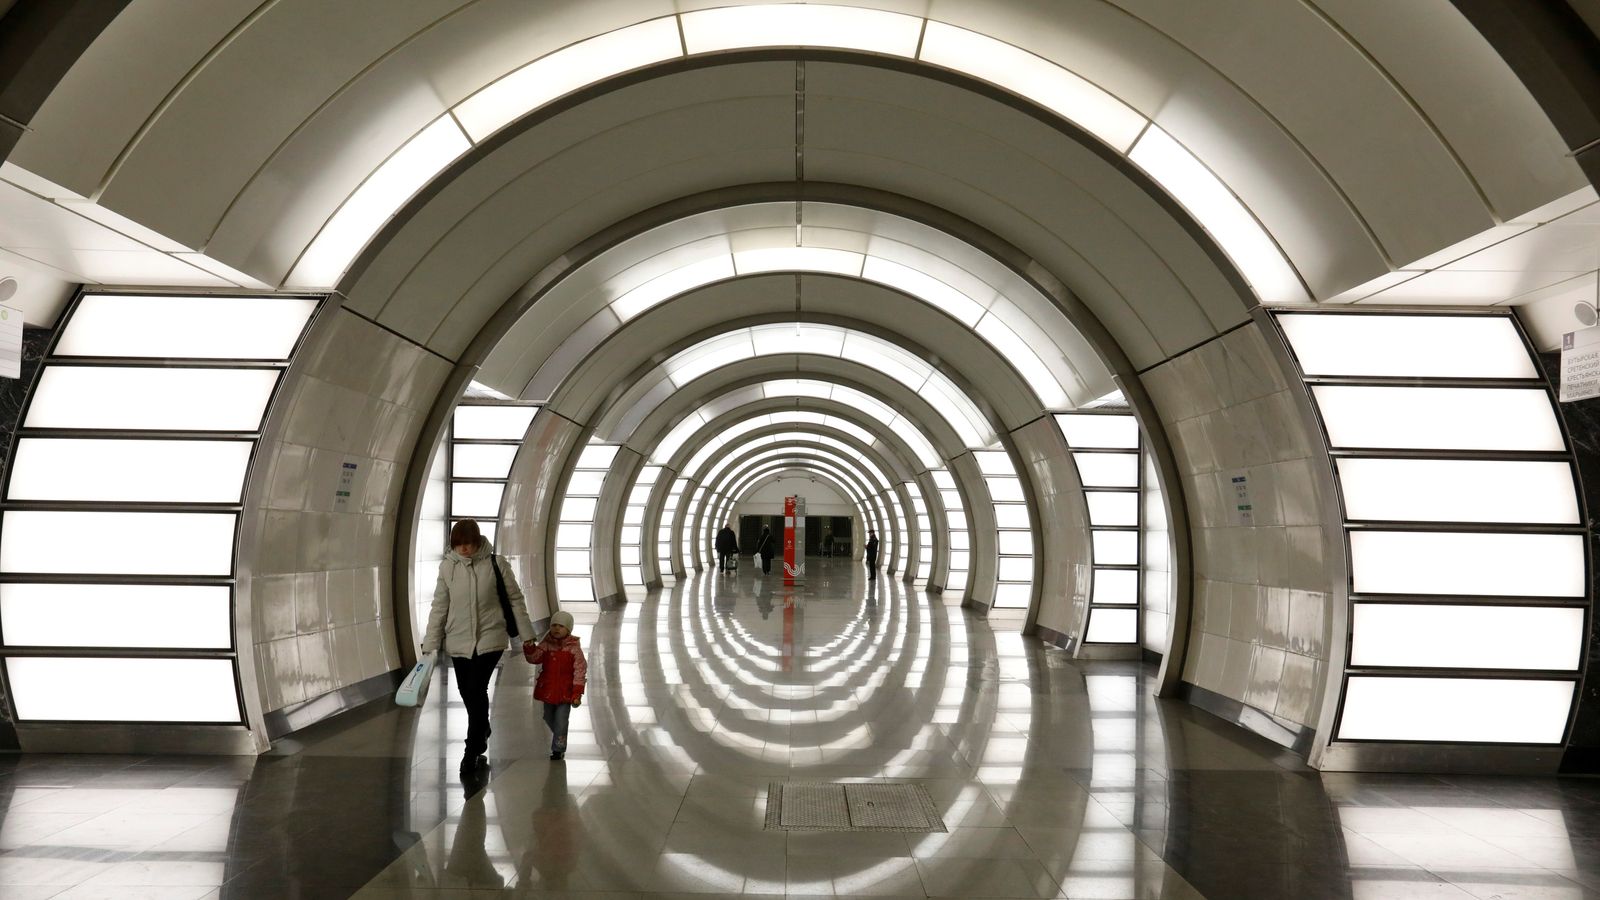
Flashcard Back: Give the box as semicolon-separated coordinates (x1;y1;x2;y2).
421;518;536;773
525;610;586;760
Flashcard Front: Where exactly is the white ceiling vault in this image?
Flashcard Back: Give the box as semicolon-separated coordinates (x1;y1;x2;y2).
0;0;1592;351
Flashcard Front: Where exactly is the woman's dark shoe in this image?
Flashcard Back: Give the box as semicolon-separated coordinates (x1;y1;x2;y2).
549;751;564;761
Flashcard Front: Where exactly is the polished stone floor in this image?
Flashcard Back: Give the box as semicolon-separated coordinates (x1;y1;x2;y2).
5;560;1600;898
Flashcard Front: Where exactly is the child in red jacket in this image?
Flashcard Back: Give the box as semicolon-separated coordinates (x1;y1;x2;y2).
524;610;586;760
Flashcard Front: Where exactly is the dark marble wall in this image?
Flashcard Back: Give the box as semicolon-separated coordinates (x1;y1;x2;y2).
1541;350;1600;771
0;325;51;748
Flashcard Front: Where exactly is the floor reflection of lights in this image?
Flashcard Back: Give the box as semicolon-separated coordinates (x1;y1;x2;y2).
13;560;1600;897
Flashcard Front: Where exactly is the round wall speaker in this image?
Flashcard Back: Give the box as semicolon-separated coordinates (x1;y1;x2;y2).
0;277;16;304
1576;301;1598;328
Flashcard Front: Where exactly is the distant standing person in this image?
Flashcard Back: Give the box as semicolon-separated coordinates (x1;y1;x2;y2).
524;609;586;760
422;518;536;773
822;528;833;558
755;525;776;574
716;523;740;573
864;529;880;579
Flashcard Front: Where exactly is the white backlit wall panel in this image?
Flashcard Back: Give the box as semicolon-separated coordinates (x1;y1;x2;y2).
1057;412;1143;645
931;468;970;594
0;291;319;725
1273;310;1587;747
911;487;933;582
555;440;619;602
661;477;688;576
975;450;1034;610
448;402;539;549
621;466;661;586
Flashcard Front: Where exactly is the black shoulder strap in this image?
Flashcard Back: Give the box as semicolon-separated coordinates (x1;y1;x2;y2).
490;554;518;638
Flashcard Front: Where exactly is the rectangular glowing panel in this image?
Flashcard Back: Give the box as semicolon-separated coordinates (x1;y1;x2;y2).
622;566;643;585
453;405;537;440
1277;313;1536;379
1087;491;1139;526
451;444;519;479
917;562;932;580
454;18;684;141
555;523;592;547
998;557;1034;581
681;5;923;57
1338;677;1573;743
556;496;595;518
1055;414;1139;449
8;438;252;502
8;657;241;722
1093;569;1139;605
621;525;642;544
945;570;968;590
1350;531;1584;597
1073;452;1139;487
1085;608;1138;643
986;478;1024;502
577;444;620;469
1336;458;1578;524
949;530;970;550
26;366;278;431
555;550;592;575
620;545;641;565
565;470;605;496
918;23;1146;152
735;247;864;277
993;582;1032;609
288;115;471;287
940;490;964;510
1129;127;1307;304
994;505;1030;529
58;294;316;359
1092;530;1139;565
948;550;970;571
1312;386;1563;451
558;576;595;603
0;583;232;648
1351;604;1583;670
1;511;235;576
450;483;504;518
998;531;1033;555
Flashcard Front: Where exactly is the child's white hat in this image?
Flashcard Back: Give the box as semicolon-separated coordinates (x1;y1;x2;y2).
549;610;574;630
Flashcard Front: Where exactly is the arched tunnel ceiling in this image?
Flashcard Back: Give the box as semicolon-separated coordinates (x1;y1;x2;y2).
3;2;1592;348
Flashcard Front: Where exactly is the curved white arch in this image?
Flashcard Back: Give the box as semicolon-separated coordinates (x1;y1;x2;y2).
648;324;993;451
278;4;1304;308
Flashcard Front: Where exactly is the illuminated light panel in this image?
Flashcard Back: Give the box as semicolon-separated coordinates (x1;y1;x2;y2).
1085;608;1138;643
1313;385;1563;451
612;255;736;321
450;444;520;479
681;5;923;56
1092;569;1139;605
0;511;236;576
1351;604;1583;670
8;438;252;502
453;405;537;440
993;582;1032;609
1338;677;1573;743
8;657;242;722
1277;314;1537;379
1091;531;1138;565
1129;126;1308;304
862;256;985;326
287;115;471;287
1073;453;1139;488
1056;414;1139;449
734;246;865;277
57;294;316;359
918;22;1145;152
1349;531;1584;597
1336;458;1579;524
1086;491;1139;526
454;18;684;141
976;314;1069;407
450;482;505;518
0;584;232;649
25;367;279;431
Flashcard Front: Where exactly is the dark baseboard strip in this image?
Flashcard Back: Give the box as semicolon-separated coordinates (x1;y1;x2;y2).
264;669;404;741
1178;682;1315;757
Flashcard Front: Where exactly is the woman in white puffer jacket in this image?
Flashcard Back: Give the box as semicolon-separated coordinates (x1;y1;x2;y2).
422;519;537;771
